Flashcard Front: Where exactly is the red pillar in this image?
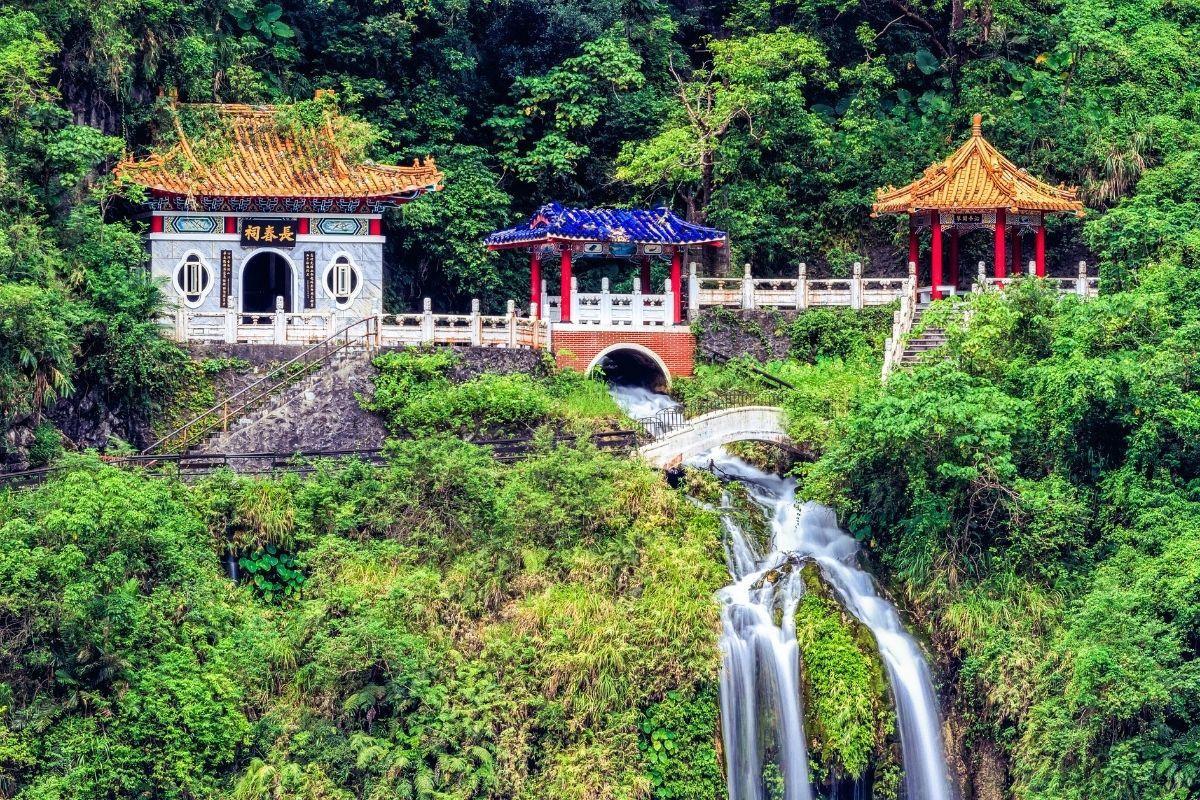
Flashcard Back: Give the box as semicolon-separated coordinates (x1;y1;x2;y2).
670;249;683;324
908;226;920;279
948;228;960;290
530;250;542;318
559;248;573;323
1035;221;1046;277
369;218;382;236
640;256;652;293
150;214;164;233
930;211;943;299
1011;227;1023;275
298;217;310;235
994;208;1007;281
224;216;237;234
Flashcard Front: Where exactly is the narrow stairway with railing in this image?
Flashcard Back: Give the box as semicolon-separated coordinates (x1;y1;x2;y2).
898;303;949;368
143;317;381;455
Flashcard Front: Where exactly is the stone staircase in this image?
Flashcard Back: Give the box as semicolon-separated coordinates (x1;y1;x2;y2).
898;303;949;367
195;347;387;458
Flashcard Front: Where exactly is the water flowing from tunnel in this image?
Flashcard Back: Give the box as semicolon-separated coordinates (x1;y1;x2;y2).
698;449;954;800
608;382;681;436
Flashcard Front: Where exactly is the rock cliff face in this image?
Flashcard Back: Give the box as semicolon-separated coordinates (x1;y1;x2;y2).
200;354;387;455
197;345;546;456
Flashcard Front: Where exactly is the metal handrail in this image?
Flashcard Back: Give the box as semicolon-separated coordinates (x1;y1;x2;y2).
697;343;797;391
142;316;380;455
1;429;642;489
635;388;786;441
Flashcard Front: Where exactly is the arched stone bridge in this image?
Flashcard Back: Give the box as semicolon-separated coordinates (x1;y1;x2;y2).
638;406;791;468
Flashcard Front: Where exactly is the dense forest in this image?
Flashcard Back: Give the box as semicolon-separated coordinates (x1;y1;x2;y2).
1;0;1200;798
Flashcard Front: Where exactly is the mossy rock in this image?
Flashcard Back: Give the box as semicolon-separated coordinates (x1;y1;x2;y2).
793;563;897;788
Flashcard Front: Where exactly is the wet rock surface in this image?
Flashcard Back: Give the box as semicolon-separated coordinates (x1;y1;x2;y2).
201;352;387;456
693;308;798;361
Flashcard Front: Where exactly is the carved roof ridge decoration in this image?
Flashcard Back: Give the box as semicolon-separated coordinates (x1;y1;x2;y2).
484;202;727;249
872;113;1085;217
116;97;444;204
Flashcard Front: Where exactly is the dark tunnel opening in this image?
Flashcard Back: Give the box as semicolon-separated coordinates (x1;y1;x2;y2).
594;347;669;392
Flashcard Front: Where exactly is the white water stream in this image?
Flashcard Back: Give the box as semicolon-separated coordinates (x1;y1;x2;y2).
606;377;952;799
696;449;954;800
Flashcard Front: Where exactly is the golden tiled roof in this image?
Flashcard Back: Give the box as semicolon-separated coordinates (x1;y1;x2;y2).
116;100;443;202
872;114;1084;216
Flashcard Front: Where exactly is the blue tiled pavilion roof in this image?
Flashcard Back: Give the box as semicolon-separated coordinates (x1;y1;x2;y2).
485;203;726;249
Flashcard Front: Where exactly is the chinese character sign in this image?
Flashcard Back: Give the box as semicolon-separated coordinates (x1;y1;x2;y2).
240;218;299;249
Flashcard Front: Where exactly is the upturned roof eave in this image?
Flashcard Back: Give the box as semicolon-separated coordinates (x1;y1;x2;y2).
485;233;726;250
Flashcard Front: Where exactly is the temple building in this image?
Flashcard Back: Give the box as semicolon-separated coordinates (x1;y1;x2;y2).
116;96;442;336
873;114;1084;298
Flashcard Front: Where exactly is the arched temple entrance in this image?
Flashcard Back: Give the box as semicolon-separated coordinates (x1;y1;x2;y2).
588;343;672;391
242;251;294;315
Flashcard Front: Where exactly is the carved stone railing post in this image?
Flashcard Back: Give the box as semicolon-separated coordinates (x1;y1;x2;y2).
851;261;864;310
470;299;483;345
224;308;237;344
632;275;644;326
741;263;755;309
797;262;808;310
976;261;987;291
570;276;580;322
273;296;287;344
541;278;549;320
421;297;434;343
600;277;612;325
1077;260;1088;296
908;261;918;303
664;278;675;324
1028;260;1036;277
506;299;517;347
175;308;188;342
528;302;540;348
688;262;700;314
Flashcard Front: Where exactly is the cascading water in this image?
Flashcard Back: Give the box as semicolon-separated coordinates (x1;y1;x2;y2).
608;382;681;436
699;449;953;800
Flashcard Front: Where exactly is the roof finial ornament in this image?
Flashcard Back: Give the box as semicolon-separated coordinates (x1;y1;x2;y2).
972;113;983;136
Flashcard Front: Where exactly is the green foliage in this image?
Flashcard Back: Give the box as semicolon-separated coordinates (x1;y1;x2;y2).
239;543;306;603
0;436;728;800
0;283;76;424
792;566;892;782
26;421;62;467
366;348;622;437
638;685;724;800
809;258;1200;797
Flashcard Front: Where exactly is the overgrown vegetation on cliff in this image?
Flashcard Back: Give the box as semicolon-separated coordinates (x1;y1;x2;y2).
807;264;1200;798
0;442;727;799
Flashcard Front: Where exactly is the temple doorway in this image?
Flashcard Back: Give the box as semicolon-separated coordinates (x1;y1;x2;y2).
242;251;293;315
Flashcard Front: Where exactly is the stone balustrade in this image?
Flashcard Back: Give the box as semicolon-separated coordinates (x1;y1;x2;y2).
164;298;550;348
691;259;1098;312
540;277;674;327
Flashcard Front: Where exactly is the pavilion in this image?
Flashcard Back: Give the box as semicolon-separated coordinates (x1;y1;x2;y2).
485;203;726;324
873;114;1084;298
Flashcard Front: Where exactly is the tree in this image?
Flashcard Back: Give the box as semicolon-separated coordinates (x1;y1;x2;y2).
616;29;829;223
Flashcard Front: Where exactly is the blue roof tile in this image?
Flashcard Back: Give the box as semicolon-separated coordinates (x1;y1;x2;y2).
485;203;726;248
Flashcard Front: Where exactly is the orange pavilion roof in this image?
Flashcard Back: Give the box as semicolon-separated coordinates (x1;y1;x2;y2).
116;99;443;203
872;114;1083;217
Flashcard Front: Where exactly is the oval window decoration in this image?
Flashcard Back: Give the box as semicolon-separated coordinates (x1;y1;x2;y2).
324;253;362;308
174;252;213;308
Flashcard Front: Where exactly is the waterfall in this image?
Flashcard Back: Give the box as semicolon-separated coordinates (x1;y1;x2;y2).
608;383;682;437
698;449;953;800
609;382;680;420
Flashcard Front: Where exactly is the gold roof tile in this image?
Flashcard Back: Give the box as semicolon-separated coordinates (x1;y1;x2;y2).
116;101;443;202
873;114;1084;217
